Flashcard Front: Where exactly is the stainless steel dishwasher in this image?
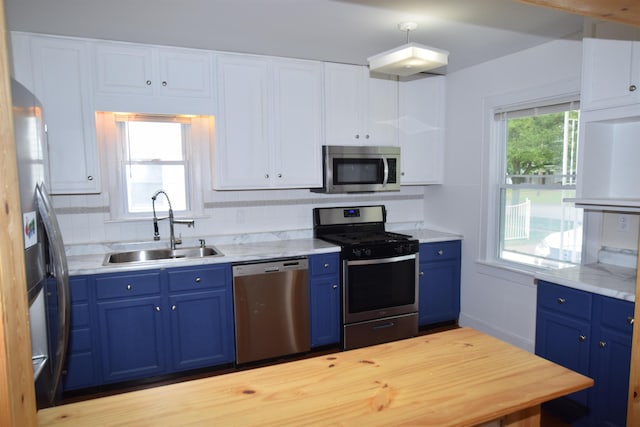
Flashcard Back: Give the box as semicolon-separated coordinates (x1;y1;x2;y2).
232;257;310;364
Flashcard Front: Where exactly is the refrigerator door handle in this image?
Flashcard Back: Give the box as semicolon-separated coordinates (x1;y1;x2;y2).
36;183;70;404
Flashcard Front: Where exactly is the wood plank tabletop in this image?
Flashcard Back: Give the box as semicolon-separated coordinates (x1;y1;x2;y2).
37;328;593;426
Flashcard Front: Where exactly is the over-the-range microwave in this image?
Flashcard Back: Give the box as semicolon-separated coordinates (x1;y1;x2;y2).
311;145;401;193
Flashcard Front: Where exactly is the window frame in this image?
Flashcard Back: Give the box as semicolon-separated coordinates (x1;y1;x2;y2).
480;82;583;273
98;112;210;222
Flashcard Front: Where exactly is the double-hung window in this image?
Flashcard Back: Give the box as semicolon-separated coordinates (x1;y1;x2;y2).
494;100;583;269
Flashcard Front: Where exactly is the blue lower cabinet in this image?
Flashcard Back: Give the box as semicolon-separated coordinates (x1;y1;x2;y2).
97;295;167;383
590;295;634;427
90;264;235;386
169;289;235;371
47;275;100;391
418;241;461;326
309;253;341;348
535;280;634;427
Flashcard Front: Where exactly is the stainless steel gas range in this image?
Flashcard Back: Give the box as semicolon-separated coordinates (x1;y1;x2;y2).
313;205;419;350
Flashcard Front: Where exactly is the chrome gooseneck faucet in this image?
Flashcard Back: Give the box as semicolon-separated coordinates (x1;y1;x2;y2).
151;190;195;250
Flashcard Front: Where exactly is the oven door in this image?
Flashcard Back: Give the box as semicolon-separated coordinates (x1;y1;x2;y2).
343;253;418;324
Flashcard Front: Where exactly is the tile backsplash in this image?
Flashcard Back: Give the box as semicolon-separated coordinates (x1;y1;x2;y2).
54;187;427;246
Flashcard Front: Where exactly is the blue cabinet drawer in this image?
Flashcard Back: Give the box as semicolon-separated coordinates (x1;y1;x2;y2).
310;252;340;276
538;281;592;320
600;296;634;334
167;264;229;292
419;240;461;262
95;271;161;300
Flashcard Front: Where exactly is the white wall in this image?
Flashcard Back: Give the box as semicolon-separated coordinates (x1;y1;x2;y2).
423;38;584;351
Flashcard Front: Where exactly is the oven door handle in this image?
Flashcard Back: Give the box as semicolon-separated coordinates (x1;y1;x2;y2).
346;253;416;266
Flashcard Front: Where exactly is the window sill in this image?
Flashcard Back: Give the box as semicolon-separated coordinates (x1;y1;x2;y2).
474;259;539;288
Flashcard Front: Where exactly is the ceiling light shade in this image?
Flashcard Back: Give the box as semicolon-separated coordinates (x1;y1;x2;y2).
368;42;449;77
368;22;448;77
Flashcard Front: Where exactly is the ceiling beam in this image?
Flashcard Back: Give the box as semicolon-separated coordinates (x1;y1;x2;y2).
516;0;640;27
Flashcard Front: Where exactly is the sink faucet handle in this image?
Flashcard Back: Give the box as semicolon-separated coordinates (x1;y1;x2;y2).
199;239;206;248
153;218;160;240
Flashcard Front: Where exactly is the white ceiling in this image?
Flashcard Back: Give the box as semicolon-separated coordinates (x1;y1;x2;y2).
4;0;585;73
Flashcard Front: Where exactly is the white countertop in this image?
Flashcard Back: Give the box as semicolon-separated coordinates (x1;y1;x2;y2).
65;228;463;276
535;263;636;302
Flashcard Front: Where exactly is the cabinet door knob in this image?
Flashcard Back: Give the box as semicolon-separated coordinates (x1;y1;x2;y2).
162;81;167;87
628;316;635;325
155;306;161;312
146;80;152;86
437;249;444;256
355;134;360;139
324;263;330;268
578;335;586;342
171;305;177;311
87;175;94;181
598;341;607;348
265;174;269;179
630;84;637;92
126;284;132;291
277;173;282;178
365;134;370;139
419;271;425;277
557;297;566;304
332;284;338;289
195;277;201;283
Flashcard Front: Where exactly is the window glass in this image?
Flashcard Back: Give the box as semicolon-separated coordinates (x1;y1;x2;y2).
120;118;189;214
497;107;583;268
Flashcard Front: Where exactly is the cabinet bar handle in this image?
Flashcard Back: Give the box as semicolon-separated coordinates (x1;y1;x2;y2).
578;335;586;342
557;297;566;304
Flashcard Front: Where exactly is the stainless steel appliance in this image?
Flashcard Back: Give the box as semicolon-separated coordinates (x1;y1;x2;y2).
312;145;400;193
232;258;310;364
313;205;419;350
12;78;70;407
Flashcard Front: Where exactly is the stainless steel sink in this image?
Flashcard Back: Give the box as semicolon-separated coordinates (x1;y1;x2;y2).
104;246;223;265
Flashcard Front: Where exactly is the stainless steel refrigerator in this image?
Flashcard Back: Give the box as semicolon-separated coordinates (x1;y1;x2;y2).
12;78;70;407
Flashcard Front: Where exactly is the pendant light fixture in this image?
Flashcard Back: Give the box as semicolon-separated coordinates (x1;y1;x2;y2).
367;22;449;77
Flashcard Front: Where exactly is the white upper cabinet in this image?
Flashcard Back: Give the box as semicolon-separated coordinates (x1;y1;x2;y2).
581;38;640;111
93;42;213;114
324;63;398;146
572;38;640;210
213;54;322;190
398;76;445;185
13;33;101;194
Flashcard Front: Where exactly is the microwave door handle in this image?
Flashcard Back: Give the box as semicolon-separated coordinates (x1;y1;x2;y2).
382;157;389;186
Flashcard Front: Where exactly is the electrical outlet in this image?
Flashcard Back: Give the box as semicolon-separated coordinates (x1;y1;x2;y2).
617;214;630;232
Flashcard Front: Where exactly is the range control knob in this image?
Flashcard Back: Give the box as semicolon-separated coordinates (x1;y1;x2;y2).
353;248;362;257
364;248;372;256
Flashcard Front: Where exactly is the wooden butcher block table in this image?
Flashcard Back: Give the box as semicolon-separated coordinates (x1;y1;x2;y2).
37;328;592;426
